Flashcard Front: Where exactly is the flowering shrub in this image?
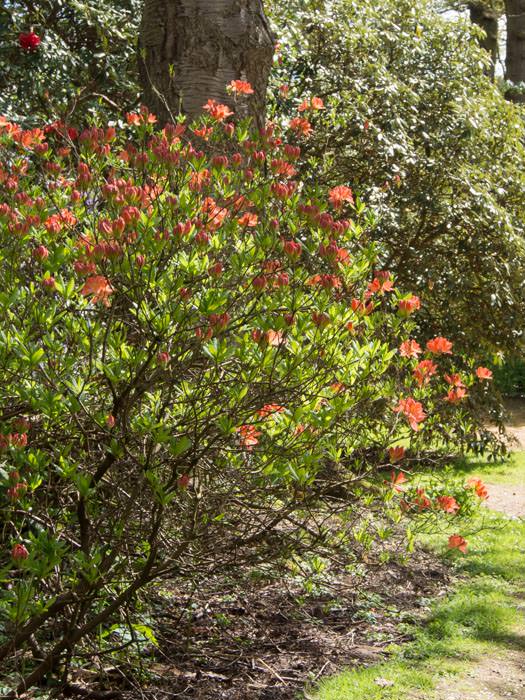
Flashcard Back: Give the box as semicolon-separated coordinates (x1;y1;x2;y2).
0;99;492;692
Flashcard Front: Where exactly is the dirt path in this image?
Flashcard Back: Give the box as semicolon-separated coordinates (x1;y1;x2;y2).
485;399;525;518
431;650;525;700
428;404;525;700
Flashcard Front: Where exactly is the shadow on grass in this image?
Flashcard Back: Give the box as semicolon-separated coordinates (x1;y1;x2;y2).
312;455;525;700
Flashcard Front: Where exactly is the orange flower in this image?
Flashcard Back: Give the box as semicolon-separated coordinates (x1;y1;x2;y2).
329;185;354;209
389;446;405;463
253;329;285;347
330;382;346;394
126;108;157;126
399;339;422;358
444;373;465;388
390;470;407;492
228;80;254;95
203;99;234;121
270;159;297;178
398;295;421;316
257;404;285;418
367;277;394;295
298;97;325;112
467;477;488;500
81;275;113;306
436;495;460;514
289;117;313;136
189;169;210;192
414;359;437;387
236;424;261;449
448;534;468;553
476;366;493;381
426;336;453;355
394;397;426;431
307;274;342;290
415;488;432;510
444;387;468;403
192;125;214;141
238;212;259;227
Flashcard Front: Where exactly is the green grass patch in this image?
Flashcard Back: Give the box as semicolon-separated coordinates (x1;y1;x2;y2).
309;455;525;700
451;449;525;486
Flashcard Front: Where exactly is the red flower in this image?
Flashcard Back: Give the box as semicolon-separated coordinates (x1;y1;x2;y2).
41;276;56;292
208;262;223;278
436;495;460;514
157;351;170;365
413;359;437;387
311;312;330;328
19;31;41;51
328;185;354;209
389;446;405;463
448;534;468;553
399;339;422;358
398;295;421;316
7;482;27;501
282;239;302;259
11;543;29;561
476;366;493;381
467;477;488;500
203;99;234;122
32;245;49;261
426;336;453;355
228;80;254;95
178;474;190;489
394;397;426;431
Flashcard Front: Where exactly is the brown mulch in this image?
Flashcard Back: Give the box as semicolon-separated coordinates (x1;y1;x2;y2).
109;545;450;700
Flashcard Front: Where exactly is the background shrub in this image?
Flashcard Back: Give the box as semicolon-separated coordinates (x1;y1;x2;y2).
268;0;525;357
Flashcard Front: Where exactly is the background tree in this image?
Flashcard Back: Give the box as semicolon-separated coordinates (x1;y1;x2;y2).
505;0;525;101
268;0;525;359
468;2;500;78
138;0;275;127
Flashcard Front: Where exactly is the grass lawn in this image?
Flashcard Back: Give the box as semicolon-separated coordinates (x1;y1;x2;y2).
309;453;525;700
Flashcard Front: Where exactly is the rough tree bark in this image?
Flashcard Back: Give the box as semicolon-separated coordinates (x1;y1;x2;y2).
505;0;525;101
469;3;499;79
138;0;275;127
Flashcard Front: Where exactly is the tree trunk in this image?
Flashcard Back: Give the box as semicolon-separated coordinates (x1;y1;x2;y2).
138;0;275;128
505;0;525;102
469;3;499;79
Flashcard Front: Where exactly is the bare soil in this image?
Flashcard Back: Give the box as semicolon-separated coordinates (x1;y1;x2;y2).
137;546;449;699
65;402;525;700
